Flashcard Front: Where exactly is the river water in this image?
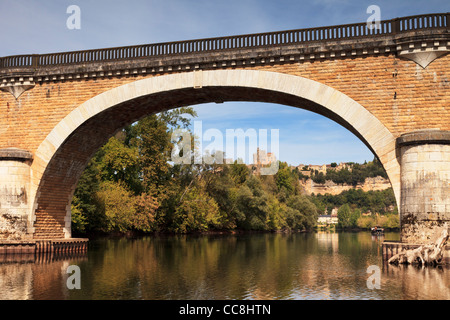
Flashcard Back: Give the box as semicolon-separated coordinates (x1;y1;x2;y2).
0;231;448;300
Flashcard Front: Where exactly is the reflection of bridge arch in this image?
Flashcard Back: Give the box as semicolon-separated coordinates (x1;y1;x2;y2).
30;69;399;239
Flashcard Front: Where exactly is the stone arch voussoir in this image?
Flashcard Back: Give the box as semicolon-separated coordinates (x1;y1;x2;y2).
30;69;400;238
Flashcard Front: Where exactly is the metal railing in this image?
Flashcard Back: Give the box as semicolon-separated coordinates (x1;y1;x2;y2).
0;13;448;69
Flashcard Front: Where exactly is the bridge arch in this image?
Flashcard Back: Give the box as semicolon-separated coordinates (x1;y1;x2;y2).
30;69;400;238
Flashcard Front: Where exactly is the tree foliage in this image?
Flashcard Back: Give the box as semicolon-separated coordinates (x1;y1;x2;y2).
71;108;396;235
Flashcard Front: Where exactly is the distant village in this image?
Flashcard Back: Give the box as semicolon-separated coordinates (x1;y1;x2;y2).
248;149;392;226
294;162;352;176
249;148;351;176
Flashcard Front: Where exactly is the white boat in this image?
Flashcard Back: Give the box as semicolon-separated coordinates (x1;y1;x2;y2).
371;226;384;234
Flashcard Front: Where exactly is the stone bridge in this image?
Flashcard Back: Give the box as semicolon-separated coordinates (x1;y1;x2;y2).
0;13;449;245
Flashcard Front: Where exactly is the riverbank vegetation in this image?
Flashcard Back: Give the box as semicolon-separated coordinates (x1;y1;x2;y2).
71;109;398;236
312;188;399;230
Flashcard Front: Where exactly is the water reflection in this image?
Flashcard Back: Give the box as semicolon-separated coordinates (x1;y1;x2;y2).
0;232;448;300
383;263;450;300
0;253;87;300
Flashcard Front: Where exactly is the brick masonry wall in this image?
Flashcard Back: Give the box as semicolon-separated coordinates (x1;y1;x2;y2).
253;54;449;135
1;54;448;153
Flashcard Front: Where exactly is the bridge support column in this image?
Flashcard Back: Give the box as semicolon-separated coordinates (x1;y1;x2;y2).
0;149;33;240
398;130;450;244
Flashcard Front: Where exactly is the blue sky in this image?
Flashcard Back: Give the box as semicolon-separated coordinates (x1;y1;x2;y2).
1;0;448;166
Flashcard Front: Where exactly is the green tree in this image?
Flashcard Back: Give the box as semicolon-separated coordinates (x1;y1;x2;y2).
231;176;269;230
71;198;88;234
71;151;103;233
350;208;361;228
285;195;318;230
71;107;196;234
230;161;250;185
172;187;222;233
202;163;237;229
98;135;142;193
94;180;137;233
133;192;159;232
337;203;352;228
357;215;375;229
384;213;400;229
275;162;295;194
266;196;287;231
135;114;173;196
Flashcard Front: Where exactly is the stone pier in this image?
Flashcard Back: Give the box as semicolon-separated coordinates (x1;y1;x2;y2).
382;130;450;264
0;148;33;240
397;130;450;244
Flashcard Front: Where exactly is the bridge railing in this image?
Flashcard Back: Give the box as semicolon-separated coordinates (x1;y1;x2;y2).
0;12;448;69
396;12;448;32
